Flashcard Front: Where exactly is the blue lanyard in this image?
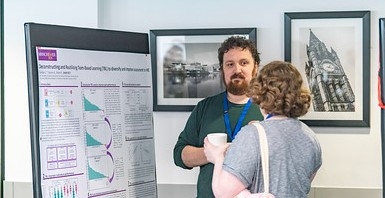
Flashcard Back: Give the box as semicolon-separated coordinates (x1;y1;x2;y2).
223;92;252;140
266;113;274;119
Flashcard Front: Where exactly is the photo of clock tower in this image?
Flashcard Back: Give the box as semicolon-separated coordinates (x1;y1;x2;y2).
305;29;355;112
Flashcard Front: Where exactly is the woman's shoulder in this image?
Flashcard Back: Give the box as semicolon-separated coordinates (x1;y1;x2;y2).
237;122;260;138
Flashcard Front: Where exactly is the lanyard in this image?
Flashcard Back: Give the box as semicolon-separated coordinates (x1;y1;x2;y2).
265;113;274;119
223;92;252;140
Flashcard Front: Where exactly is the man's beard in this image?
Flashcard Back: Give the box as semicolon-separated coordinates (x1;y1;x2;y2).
226;73;249;95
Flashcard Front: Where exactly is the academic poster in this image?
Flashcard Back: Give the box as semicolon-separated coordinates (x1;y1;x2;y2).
36;46;156;198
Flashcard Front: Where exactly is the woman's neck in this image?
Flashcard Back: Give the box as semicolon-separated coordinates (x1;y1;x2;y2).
261;109;288;120
265;113;288;120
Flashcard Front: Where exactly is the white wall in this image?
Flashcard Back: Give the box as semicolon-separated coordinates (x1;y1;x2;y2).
4;0;98;182
3;0;384;191
98;0;384;188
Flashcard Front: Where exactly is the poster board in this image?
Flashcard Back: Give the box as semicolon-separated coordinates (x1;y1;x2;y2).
24;23;157;198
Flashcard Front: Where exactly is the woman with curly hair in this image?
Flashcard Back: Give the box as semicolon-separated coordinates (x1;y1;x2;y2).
204;60;322;198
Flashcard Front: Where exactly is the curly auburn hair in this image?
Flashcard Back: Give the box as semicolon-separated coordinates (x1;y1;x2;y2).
247;61;311;118
218;36;260;68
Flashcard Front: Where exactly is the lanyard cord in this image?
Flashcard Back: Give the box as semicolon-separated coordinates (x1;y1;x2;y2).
265;113;274;119
223;92;252;140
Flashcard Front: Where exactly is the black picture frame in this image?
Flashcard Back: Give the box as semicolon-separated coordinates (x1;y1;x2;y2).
380;18;385;106
150;28;257;111
379;17;385;198
0;0;3;196
284;11;370;127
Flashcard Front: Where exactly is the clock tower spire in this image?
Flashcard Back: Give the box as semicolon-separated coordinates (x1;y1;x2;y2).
305;29;355;112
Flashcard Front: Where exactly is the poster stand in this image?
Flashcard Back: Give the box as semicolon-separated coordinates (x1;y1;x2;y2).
25;23;157;198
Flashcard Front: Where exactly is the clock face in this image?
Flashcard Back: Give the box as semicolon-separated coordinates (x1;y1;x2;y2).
322;62;335;72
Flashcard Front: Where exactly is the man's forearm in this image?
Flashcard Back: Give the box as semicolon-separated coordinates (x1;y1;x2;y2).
181;145;208;167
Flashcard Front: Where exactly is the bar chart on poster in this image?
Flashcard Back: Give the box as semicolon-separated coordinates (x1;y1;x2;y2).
25;23;157;198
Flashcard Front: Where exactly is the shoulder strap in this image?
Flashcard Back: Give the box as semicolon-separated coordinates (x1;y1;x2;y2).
252;122;269;193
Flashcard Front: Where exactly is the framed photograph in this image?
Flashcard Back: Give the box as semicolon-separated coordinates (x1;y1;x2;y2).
284;11;370;127
150;28;257;111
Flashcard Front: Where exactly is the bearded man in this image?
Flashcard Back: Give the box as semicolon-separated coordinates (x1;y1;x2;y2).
173;36;264;198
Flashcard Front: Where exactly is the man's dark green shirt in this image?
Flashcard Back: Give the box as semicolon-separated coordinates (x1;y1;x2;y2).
173;91;263;197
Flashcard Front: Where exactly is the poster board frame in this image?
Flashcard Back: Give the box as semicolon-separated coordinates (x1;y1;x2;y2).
24;22;151;198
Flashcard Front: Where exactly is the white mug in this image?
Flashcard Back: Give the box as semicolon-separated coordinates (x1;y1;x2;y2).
207;133;227;146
